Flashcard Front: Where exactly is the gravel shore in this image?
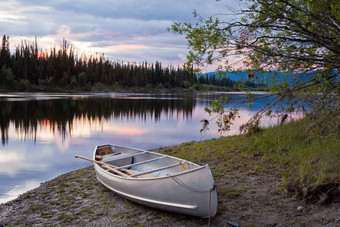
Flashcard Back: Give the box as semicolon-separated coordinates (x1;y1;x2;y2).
1;146;339;226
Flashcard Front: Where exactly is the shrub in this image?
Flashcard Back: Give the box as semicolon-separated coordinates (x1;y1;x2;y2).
82;82;92;91
18;79;29;91
77;72;87;87
182;80;191;89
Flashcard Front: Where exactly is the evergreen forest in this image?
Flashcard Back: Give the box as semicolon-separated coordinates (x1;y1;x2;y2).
0;35;259;92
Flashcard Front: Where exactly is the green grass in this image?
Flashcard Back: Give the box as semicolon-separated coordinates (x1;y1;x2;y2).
58;212;73;222
76;207;94;215
253;120;340;188
158;118;340;200
218;186;246;198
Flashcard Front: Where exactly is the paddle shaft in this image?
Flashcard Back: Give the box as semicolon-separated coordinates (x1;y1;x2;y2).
75;155;129;177
101;165;128;177
75;155;156;178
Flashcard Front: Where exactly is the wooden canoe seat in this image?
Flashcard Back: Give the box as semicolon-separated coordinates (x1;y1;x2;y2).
103;152;146;162
129;163;181;177
115;156;164;170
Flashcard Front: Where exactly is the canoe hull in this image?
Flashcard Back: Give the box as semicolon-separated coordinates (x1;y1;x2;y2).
93;145;218;218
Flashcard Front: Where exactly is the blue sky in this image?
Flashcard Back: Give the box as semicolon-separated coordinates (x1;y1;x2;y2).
0;0;240;70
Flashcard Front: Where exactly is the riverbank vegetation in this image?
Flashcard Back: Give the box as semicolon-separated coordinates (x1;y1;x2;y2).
166;118;340;204
170;0;339;138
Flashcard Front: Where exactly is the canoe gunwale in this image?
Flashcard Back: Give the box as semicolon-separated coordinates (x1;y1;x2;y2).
94;160;207;181
100;144;200;167
93;144;205;180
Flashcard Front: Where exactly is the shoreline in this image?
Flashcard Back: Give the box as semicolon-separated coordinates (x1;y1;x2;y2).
1;143;339;226
0;83;269;95
0;90;269;95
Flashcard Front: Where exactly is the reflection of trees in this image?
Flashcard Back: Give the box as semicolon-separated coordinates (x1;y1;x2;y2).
0;96;195;145
196;93;272;107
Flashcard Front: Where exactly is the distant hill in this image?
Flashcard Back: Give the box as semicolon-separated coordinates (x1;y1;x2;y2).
199;71;314;85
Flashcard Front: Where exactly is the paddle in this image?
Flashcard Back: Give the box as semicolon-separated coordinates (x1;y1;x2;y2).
75;155;157;178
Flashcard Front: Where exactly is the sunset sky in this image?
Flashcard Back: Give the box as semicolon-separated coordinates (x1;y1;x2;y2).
0;0;240;71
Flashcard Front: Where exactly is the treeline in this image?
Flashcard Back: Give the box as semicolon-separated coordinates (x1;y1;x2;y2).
0;35;263;91
198;73;267;90
198;74;235;87
0;35;199;91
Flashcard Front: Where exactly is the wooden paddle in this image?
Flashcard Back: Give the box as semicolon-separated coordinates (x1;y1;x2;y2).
75;155;157;178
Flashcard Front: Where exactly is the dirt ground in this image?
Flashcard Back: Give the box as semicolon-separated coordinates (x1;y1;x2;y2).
0;148;340;226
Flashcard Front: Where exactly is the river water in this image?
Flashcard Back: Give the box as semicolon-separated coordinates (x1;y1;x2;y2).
0;92;289;203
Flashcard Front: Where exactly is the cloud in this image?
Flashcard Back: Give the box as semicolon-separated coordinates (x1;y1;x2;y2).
0;0;233;68
0;180;40;204
0;148;49;176
18;0;217;22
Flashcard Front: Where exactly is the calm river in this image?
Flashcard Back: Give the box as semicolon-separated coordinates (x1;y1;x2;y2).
0;92;286;203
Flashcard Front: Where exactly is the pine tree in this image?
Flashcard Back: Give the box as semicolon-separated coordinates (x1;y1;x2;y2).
0;35;10;68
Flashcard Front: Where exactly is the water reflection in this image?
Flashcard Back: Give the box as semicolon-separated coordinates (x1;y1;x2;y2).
0;94;195;145
0;92;300;204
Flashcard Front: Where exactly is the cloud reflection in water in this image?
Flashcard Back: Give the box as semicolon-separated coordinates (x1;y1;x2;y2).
0;92;303;203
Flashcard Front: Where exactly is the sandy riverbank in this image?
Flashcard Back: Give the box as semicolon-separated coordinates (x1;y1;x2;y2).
0;146;339;226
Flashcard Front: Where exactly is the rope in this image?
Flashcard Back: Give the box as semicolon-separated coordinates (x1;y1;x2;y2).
168;174;216;193
167;174;216;227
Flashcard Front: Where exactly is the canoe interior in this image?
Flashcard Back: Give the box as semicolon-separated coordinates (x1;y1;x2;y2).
95;144;201;178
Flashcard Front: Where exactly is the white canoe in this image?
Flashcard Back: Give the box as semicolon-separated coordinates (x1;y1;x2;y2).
91;144;218;218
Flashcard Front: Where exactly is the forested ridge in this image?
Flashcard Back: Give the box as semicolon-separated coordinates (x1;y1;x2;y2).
0;35;205;91
0;35;260;92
